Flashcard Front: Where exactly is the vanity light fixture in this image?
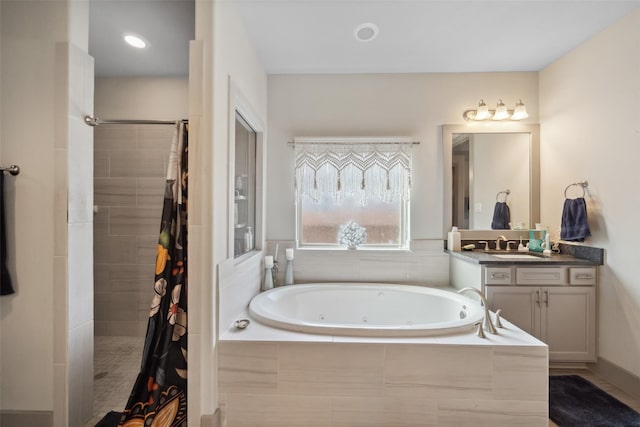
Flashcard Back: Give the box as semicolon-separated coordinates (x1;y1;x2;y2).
123;33;148;49
510;99;529;120
492;99;509;120
463;99;529;121
474;99;491;120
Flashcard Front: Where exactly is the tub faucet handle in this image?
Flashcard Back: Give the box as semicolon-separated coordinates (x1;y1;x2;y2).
474;321;486;338
495;309;504;328
457;287;498;335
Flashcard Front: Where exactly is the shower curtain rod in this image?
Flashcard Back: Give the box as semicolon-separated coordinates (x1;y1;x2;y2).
84;115;187;127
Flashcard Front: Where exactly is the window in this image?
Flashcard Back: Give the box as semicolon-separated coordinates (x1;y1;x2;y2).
295;138;412;249
233;112;257;258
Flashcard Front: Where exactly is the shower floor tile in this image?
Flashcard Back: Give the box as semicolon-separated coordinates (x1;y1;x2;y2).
85;335;145;427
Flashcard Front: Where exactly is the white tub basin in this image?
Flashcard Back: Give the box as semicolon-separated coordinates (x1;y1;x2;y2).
249;283;484;337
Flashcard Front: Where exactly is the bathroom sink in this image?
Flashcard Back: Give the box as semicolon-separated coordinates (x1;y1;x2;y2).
491;254;540;259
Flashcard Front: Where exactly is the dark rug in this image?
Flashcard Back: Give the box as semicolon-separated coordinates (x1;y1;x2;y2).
550;375;640;427
94;411;121;427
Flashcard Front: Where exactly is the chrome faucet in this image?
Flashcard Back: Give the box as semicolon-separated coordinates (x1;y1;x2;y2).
457;287;498;335
495;235;508;251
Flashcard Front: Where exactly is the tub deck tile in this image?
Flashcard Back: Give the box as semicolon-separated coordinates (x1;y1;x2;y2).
331;396;438;426
219;342;278;394
492;346;548;401
278;343;385;397
383;345;493;399
225;393;332;427
437;398;548;426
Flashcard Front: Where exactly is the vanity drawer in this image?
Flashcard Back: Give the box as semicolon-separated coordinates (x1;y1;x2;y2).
485;267;514;285
516;267;567;285
570;267;597;285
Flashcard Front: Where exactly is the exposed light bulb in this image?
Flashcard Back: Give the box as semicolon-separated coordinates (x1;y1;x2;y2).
492;99;509;120
511;99;529;120
474;99;491;120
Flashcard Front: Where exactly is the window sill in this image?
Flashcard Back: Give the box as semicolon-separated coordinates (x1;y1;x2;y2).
296;246;411;254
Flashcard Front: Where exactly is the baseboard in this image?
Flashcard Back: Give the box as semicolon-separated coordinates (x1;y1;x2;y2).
549;362;591;370
201;408;221;427
591;356;640;399
0;410;53;427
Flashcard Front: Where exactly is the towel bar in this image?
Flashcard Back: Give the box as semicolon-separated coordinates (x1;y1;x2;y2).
0;165;19;176
495;189;510;202
564;180;588;198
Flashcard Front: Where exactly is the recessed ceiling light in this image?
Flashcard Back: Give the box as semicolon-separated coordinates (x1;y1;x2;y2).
123;33;148;49
354;23;379;42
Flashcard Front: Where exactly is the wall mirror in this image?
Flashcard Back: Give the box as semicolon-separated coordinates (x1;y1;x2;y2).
442;124;540;236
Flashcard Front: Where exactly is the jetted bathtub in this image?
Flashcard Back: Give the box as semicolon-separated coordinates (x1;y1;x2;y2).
248;283;485;337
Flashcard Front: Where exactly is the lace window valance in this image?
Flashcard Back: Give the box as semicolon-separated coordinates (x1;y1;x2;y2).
294;137;414;204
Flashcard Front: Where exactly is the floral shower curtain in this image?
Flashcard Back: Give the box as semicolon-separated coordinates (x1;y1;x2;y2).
118;122;188;427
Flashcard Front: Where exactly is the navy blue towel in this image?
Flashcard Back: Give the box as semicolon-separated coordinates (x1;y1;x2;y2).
561;197;591;242
491;202;511;230
1;172;15;295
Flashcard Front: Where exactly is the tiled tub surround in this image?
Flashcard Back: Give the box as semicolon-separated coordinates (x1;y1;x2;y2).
263;240;450;286
218;241;547;425
94;124;175;336
219;240;450;334
219;314;548;426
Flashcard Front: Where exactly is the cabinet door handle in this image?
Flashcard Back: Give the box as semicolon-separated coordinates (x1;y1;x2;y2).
575;273;594;279
535;289;541;307
490;272;508;279
544;290;549;306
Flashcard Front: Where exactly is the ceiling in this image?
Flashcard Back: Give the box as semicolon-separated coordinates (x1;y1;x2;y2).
90;0;640;77
90;0;194;77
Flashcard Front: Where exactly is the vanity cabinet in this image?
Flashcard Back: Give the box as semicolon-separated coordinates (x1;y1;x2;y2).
485;266;597;362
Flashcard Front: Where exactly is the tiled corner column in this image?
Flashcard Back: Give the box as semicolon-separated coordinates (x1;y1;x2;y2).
219;342;548;426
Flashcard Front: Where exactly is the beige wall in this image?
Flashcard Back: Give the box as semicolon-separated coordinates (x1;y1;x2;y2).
1;1;92;425
95;77;188;120
539;9;640;378
1;0;60;411
191;0;268;420
266;72;539;241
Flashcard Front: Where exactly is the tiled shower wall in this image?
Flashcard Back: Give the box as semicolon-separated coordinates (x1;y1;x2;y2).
94;124;175;336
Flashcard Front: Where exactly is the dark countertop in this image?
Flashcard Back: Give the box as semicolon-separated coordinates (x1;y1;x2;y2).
446;249;603;266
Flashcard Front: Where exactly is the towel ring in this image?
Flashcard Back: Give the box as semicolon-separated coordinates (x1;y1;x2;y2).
496;189;510;203
564;180;588;199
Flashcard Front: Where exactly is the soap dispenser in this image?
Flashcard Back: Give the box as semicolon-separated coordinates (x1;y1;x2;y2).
448;226;461;251
543;227;552;257
518;237;529;252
